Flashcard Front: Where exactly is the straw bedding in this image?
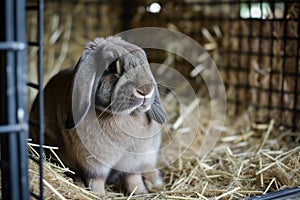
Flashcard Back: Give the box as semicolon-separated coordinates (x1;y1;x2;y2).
28;101;300;199
26;1;300;199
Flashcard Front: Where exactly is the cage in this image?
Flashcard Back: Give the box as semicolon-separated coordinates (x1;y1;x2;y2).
1;0;300;199
0;0;29;199
1;0;44;199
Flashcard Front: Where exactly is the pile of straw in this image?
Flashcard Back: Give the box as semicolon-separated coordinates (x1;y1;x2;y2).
28;99;300;199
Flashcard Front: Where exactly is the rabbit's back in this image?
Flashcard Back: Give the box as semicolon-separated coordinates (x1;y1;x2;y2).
30;69;79;168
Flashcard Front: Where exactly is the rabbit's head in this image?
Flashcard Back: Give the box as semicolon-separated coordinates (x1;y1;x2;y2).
66;37;167;129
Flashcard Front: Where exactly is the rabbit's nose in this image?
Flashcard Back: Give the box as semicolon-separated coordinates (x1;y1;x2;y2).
133;83;154;99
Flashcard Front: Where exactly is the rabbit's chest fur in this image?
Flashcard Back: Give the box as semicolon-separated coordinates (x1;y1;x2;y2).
65;111;161;174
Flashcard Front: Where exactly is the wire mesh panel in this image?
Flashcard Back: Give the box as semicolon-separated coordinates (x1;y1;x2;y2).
127;0;300;131
0;0;29;199
222;1;300;131
28;1;299;152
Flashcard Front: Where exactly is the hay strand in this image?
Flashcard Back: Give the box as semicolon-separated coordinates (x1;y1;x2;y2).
127;186;137;200
215;187;241;200
43;179;67;200
256;119;275;154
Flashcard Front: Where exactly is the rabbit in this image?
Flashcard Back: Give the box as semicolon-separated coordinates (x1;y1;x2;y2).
30;36;167;197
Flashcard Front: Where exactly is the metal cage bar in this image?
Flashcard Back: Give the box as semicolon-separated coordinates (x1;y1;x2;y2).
27;0;45;199
0;0;29;199
37;0;45;198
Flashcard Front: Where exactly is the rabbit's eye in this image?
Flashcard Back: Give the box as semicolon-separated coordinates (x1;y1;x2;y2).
107;60;122;75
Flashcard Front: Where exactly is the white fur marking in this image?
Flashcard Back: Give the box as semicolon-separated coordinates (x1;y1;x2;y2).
145;88;154;99
116;60;121;75
88;75;96;100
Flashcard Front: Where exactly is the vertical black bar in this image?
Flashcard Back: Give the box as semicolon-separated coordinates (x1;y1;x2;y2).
38;0;45;198
280;3;289;126
0;0;10;199
122;0;132;31
15;0;29;198
5;0;19;199
268;2;275;119
256;1;264;117
246;0;252;109
292;2;300;131
236;0;242;112
226;1;233;111
84;1;89;39
96;0;101;34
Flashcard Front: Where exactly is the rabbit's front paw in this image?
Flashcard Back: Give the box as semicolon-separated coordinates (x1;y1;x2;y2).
125;173;148;195
143;170;163;191
89;178;106;197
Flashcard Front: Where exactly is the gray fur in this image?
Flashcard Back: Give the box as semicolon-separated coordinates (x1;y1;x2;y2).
30;37;166;196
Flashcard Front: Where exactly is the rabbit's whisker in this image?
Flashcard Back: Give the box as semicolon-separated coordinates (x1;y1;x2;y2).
163;125;173;142
96;98;127;123
97;101;115;116
156;84;186;92
157;91;173;96
90;101;116;126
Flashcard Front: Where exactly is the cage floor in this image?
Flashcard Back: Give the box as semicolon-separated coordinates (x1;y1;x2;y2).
28;99;300;200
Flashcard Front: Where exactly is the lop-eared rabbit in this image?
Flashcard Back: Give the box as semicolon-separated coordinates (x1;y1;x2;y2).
30;37;167;196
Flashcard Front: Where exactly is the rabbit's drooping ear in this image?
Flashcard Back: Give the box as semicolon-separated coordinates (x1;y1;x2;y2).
65;50;97;129
147;87;167;124
66;38;107;129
